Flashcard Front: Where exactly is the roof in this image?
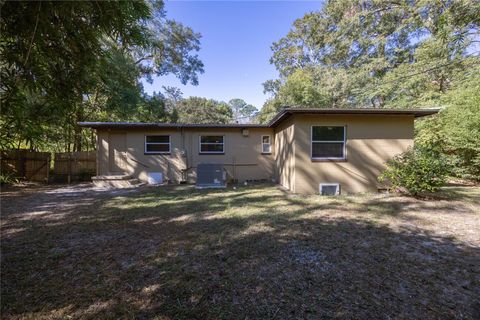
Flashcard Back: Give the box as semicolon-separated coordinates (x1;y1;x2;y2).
78;107;440;129
267;108;440;127
77;122;268;129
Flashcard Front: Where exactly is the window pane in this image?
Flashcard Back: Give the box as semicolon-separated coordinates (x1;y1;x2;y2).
262;136;270;143
146;135;169;143
201;143;224;152
201;136;223;143
262;144;271;153
312;142;344;158
146;144;170;152
312;126;344;141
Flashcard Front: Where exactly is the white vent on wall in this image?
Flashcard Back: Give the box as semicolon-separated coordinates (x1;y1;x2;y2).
319;183;340;196
147;172;163;185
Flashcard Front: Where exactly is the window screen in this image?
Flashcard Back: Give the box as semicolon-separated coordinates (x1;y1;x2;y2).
200;136;224;153
145;135;170;153
312;126;345;159
262;135;271;153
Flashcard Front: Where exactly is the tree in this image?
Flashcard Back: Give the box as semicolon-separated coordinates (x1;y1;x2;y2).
0;0;204;151
263;0;479;117
228;99;258;124
162;86;183;120
415;64;480;181
176;97;233;124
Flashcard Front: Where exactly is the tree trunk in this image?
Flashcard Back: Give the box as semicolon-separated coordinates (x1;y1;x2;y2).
73;106;84;152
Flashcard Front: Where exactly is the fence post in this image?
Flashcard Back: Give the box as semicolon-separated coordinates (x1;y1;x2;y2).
46;155;50;183
67;154;71;184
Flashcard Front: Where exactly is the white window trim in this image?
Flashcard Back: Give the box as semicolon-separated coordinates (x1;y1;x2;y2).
144;135;171;154
319;183;340;195
311;126;346;160
261;135;272;154
199;135;225;154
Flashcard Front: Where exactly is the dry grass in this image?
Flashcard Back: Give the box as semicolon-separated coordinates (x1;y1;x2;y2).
1;183;479;319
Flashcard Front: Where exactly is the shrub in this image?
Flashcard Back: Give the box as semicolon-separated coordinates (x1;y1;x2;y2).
379;146;449;196
0;173;19;186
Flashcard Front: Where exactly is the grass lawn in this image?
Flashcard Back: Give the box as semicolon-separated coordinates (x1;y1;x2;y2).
1;183;479;319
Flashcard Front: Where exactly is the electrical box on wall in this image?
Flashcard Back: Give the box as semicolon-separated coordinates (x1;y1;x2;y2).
242;129;249;137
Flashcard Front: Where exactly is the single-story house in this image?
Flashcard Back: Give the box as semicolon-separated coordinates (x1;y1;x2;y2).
78;108;439;194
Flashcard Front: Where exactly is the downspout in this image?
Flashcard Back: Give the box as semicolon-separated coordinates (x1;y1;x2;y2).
180;127;188;182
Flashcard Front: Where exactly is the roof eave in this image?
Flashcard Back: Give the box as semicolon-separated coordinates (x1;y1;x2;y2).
77;122;269;129
267;108;440;127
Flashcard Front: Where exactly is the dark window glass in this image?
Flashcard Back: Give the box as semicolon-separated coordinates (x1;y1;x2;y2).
312;142;344;158
200;136;223;144
200;143;224;153
146;135;169;143
312;126;344;141
146;144;170;153
262;136;270;143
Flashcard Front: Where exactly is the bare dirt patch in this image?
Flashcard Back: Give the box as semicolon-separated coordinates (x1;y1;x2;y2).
1;183;479;319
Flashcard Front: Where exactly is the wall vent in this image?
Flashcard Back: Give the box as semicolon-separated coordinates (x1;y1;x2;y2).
147;172;163;185
319;183;340;196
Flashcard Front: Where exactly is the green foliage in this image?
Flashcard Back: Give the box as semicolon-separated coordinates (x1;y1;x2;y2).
256;99;282;124
176;97;233;124
263;0;479;115
416;65;480;180
379;146;449;195
228;99;258;123
0;173;19;186
1;0;204;151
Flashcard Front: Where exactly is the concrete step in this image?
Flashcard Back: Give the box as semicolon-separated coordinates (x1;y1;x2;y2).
92;175;144;188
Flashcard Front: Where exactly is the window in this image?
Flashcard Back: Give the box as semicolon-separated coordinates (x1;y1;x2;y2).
311;126;345;159
145;135;170;154
262;135;271;154
200;135;224;154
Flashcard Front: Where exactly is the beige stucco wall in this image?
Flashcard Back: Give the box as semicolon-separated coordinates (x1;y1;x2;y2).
95;114;413;193
293;114;414;194
97;130;110;176
96;127;275;183
274;117;295;192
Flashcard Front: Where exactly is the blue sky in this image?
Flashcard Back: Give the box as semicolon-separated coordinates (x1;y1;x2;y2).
142;1;323;109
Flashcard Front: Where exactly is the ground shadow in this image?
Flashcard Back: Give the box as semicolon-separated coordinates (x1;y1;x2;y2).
1;183;479;319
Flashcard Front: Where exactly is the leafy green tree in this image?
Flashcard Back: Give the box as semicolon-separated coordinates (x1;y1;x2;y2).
1;0;204;151
416;64;480;180
228;99;258;123
176;97;233;124
263;0;479;116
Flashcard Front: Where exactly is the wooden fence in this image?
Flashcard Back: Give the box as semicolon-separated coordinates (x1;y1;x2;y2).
0;150;51;182
53;151;96;182
1;150;97;183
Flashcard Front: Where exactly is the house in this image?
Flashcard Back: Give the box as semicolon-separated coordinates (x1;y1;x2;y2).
78;108;439;194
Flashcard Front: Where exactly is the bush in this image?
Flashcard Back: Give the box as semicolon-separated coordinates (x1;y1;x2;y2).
379;146;449;196
0;173;19;186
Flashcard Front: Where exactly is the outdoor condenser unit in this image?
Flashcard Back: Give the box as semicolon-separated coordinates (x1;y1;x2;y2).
196;163;226;188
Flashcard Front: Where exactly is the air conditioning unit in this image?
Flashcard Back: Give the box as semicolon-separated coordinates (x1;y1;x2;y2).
196;163;226;188
319;183;340;196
